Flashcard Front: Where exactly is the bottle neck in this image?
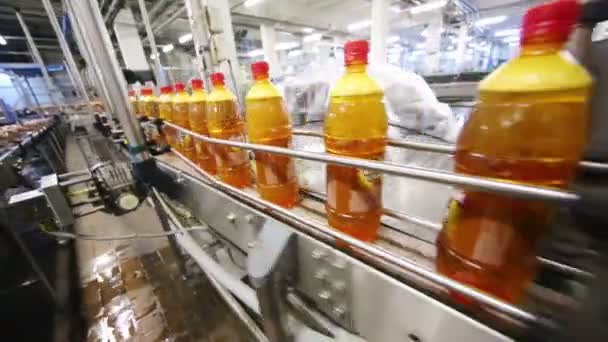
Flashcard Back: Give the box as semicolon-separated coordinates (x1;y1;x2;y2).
520;41;563;56
213;84;226;90
346;63;367;73
254;76;270;84
192;88;205;94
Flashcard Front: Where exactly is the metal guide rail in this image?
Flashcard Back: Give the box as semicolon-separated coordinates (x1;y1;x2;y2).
160;121;579;203
143;120;602;340
292;129;608;173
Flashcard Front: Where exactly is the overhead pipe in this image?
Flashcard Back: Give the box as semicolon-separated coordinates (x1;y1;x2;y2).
151;6;187;35
148;0;172;20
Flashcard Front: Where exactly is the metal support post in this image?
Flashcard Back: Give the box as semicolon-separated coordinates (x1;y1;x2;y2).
41;0;92;109
15;10;59;106
137;0;165;85
24;77;42;108
260;25;279;78
370;0;389;65
67;0;146;154
41;174;74;229
66;0;115;116
183;0;211;85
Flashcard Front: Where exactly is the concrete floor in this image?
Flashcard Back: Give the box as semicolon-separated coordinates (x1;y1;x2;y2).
64;134;254;341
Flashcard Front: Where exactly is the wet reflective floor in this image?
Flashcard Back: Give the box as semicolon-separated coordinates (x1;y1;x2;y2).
65;135;255;342
81;243;254;342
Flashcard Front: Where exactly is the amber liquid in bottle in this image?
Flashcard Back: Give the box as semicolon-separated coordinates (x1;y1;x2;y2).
189;94;217;174
246;76;298;208
325;64;388;242
158;89;175;148
207;92;252;188
436;90;590;303
173;87;195;161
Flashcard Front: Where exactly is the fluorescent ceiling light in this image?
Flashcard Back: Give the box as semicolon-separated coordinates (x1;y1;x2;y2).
503;35;520;43
390;5;403;13
178;33;193;44
0;35;6;46
387;35;400;44
347;20;371;32
275;41;299;51
475;15;507;27
244;0;264;8
288;49;303;58
421;28;444;38
162;44;174;53
303;33;322;43
410;1;447;15
247;49;264;57
494;28;520;37
301;27;314;33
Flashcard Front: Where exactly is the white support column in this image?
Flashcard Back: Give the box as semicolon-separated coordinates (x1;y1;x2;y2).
184;0;212;86
260;25;280;78
114;9;150;73
424;13;443;74
370;0;389;65
455;24;468;73
207;0;243;94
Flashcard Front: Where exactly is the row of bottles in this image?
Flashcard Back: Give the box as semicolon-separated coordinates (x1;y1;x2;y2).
126;0;592;305
126;40;385;235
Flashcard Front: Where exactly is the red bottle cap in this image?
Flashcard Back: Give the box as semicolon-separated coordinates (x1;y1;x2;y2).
211;72;225;86
141;88;153;96
521;0;580;45
344;40;369;66
251;61;269;79
174;83;186;92
191;79;204;90
160;86;172;94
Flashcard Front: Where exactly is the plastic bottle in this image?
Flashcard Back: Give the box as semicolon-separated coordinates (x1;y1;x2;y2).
128;90;140;119
158;85;176;148
324;40;388;242
246;61;299;208
206;72;252;188
172;83;195;160
140;88;158;119
436;0;592;303
188;79;217;174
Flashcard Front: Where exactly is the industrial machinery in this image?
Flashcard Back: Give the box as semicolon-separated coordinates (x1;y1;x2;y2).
2;0;608;342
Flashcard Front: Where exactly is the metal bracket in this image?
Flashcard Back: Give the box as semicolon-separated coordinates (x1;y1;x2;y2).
247;222;297;342
41;174;75;229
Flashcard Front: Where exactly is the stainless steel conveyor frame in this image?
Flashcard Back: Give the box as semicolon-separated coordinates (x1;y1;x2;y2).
145;119;607;340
